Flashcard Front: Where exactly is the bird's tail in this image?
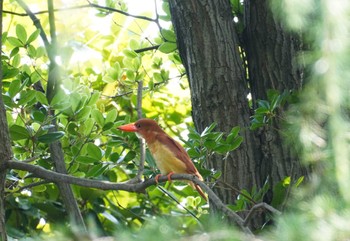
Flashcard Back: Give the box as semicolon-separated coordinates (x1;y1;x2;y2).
193;183;207;201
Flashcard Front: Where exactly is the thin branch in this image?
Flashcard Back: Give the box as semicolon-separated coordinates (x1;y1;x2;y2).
22;155;40;163
86;0;156;22
4;3;156;23
134;45;160;53
243;202;282;227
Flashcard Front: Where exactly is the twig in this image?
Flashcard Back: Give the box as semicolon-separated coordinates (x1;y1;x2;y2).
4;3;157;23
22;155;40;163
243;202;281;227
86;0;156;22
134;45;160;53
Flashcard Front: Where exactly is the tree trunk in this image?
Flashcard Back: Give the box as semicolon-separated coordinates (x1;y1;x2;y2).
244;0;307;197
169;0;261;207
0;1;11;239
169;0;308;228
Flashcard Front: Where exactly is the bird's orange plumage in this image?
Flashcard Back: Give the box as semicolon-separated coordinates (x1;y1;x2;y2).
118;118;206;200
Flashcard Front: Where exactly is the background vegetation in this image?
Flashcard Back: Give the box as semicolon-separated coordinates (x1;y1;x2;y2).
0;0;349;240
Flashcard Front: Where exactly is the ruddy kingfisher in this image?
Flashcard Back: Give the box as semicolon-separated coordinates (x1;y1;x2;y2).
118;118;206;200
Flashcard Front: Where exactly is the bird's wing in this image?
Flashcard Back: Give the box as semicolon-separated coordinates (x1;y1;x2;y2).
156;133;201;178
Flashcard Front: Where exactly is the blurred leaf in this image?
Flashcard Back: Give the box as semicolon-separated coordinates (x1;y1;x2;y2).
123;49;138;58
37;131;65;143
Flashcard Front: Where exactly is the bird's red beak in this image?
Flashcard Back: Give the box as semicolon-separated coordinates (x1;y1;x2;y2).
118;123;137;132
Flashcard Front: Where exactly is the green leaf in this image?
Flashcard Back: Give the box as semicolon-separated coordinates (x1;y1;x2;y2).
32;185;47;193
30;110;46;123
86;163;108;177
16;24;27;44
18;90;36;105
10;47;19;57
105;109;117;123
27;29;40;44
229;136;243;150
76;156;98;164
123;151;136;163
86;143;103;160
27;45;36;58
7;37;23;47
158;42;177;53
9;125;30;141
91;109;104;127
161;29;176;42
103;122;114;131
226;126;240;143
37;131;65;143
75;106;91;121
87;92;100;106
12;54;21;67
8;79;21;98
67;123;79;135
36;91;48;105
3;68;19;79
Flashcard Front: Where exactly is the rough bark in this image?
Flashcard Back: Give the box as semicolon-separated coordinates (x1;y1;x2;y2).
244;0;307;195
0;1;11;239
169;0;261;205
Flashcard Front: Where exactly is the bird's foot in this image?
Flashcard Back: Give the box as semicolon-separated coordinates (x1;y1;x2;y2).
154;172;174;184
155;174;162;184
166;172;174;182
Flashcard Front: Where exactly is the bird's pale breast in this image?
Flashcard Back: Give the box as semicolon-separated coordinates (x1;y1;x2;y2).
148;140;187;175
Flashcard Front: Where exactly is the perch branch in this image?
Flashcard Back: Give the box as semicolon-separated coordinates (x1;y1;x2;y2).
5;159;252;234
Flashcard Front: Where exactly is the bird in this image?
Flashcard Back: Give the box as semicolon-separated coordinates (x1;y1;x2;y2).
118;118;206;200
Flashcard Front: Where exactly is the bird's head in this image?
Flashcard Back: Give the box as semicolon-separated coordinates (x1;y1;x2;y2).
118;118;163;140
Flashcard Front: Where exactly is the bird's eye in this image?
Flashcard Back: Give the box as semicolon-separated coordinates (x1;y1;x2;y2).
136;123;141;128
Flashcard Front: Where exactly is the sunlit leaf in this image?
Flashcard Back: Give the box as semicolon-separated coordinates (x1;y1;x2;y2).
27;29;40;44
16;24;27;44
7;37;23;47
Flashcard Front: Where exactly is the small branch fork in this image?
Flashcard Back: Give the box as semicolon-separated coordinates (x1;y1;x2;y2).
3;159;280;235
